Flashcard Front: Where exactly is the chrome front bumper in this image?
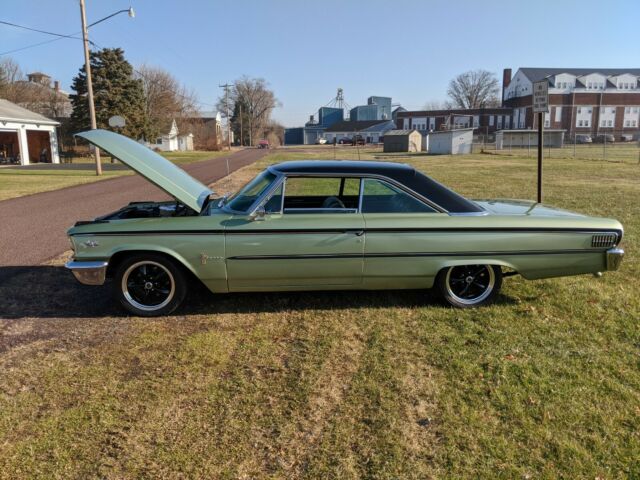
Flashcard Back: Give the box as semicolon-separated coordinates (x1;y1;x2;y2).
606;248;624;271
65;260;108;285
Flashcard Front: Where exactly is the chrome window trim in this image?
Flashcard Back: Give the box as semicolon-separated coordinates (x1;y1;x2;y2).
360;177;440;214
284;207;358;214
263;170;448;214
223;173;285;215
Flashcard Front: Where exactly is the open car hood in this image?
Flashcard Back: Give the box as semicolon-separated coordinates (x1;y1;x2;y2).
76;129;212;213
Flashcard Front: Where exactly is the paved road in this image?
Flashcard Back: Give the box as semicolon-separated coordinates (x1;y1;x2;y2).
0;148;268;266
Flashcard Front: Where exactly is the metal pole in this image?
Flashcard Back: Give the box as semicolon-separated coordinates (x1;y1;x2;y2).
537;111;543;203
239;103;243;146
79;0;101;175
219;83;232;150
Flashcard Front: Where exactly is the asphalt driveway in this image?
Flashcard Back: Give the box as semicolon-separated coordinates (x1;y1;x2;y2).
0;148;268;267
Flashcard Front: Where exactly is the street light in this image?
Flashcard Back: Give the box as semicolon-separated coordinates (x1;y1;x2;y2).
79;1;135;175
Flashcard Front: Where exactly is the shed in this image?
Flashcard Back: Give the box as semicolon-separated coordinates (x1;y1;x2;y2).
495;129;565;149
0;99;60;165
427;128;473;155
324;120;396;144
383;129;422;152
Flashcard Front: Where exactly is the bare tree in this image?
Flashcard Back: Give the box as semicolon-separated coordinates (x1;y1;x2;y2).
0;58;70;119
136;64;199;140
263;120;285;147
447;70;500;109
217;77;278;146
422;99;449;111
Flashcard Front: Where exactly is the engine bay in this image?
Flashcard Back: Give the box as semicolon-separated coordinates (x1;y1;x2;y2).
99;201;199;220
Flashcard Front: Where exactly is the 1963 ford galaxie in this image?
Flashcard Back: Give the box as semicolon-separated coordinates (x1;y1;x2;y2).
66;130;624;316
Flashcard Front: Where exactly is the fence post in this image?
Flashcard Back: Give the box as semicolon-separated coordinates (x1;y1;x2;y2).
603;133;606;161
573;132;576;158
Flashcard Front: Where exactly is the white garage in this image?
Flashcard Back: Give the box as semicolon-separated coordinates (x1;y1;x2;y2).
427;128;473;155
0;99;60;166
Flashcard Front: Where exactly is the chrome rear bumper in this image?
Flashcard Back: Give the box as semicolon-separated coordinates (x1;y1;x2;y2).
606;248;624;271
65;260;108;285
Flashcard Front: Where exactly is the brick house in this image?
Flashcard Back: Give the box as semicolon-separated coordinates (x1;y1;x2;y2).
502;67;640;138
395;107;513;135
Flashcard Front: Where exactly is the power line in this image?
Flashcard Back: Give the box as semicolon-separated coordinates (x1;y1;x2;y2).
0;19;217;110
0;19;81;40
0;36;75;57
0;19;82;56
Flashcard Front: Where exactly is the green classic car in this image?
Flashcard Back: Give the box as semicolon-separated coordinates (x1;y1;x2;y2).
66;129;624;316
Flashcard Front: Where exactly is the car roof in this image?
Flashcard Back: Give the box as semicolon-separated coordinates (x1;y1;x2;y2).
270;160;415;176
269;160;484;213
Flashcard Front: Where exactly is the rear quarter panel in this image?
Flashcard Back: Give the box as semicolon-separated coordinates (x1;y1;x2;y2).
362;213;621;288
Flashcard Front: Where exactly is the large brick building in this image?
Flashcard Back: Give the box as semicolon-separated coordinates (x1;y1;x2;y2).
503;67;640;137
395;107;513;134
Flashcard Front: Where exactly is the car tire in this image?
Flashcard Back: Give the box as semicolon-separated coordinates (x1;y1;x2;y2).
114;253;187;317
436;264;502;308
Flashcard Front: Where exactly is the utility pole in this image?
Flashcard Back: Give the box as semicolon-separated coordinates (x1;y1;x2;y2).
219;83;232;150
239;103;243;146
79;0;101;175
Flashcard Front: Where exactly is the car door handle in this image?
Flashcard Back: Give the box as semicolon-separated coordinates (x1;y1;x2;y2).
345;230;364;236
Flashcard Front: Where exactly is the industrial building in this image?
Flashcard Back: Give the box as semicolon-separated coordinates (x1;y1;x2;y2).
383;130;422;153
284;90;397;145
350;96;392;121
502;67;640;138
323;120;397;144
284;106;344;145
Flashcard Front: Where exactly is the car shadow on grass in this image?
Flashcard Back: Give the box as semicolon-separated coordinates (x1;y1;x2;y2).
0;266;517;319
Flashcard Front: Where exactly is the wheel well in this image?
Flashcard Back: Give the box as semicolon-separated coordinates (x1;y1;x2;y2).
107;250;202;286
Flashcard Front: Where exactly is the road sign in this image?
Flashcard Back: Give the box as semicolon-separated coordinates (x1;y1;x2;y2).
108;115;126;128
532;80;549;113
532;79;548;203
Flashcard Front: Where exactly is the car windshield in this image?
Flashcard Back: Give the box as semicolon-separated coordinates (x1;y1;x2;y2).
226;171;277;212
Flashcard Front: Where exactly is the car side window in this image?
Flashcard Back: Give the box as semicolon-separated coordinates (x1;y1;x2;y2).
361;178;436;213
282;177;360;213
263;184;283;213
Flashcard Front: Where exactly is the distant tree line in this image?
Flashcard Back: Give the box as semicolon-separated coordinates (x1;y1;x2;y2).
2;50;284;149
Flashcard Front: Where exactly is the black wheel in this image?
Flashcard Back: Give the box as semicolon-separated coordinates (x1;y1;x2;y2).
436;264;502;308
114;253;187;316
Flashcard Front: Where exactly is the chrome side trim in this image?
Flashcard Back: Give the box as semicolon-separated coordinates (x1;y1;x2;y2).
65;260;108;286
606;248;624;271
227;248;602;261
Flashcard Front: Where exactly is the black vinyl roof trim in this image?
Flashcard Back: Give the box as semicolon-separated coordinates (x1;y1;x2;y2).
270;161;484;213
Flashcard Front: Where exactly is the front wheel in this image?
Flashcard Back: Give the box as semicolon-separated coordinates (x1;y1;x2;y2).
436;264;502;308
114;254;187;316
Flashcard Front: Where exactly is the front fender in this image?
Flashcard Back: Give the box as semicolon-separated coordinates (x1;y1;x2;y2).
70;233;227;292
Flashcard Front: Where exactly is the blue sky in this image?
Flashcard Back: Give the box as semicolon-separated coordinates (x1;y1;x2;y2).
2;0;639;126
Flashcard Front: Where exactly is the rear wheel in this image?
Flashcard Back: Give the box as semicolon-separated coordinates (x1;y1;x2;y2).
114;254;187;316
436;264;502;308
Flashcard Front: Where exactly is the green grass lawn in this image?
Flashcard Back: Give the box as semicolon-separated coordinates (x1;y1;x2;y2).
0;149;638;478
0;168;133;202
0;150;228;202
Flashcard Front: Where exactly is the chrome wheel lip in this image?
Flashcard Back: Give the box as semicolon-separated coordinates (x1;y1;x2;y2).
445;265;495;305
121;261;175;312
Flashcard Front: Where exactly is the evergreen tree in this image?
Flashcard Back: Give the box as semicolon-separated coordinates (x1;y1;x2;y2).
70;48;150;139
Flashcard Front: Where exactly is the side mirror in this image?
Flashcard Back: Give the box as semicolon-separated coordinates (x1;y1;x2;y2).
250;206;266;221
